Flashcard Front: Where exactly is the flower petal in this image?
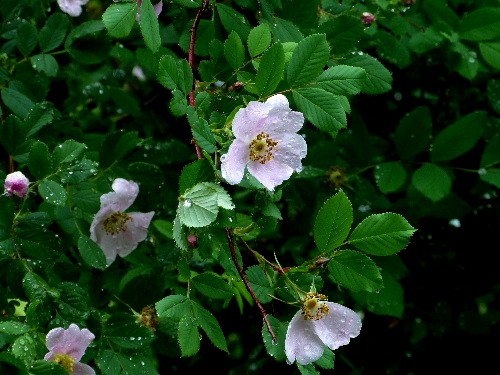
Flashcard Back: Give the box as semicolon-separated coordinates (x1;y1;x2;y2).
312;302;362;351
221;140;249;185
100;178;139;212
285;310;326;365
273;133;307;171
116;211;155;258
262;95;304;134
232;102;268;142
45;324;95;362
247;159;293;191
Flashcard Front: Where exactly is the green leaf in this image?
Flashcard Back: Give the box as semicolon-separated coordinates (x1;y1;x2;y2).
0;321;31;335
224;31;245;70
293;87;347;134
173;0;202;7
317;15;363;55
30;54;58;77
39;13;70;52
56;282;90;321
459;7;500;41
178;182;234;228
479;42;500;70
178;315;200;356
248;23;272;57
53;139;87;165
139;0;161;52
29;360;68;375
192;272;235;300
314;65;366;96
246;265;273;303
65;21;109;65
157;54;179;91
374;162;407;194
349;213;416;256
11;333;37;367
95;350;158;375
255;42;285;97
38;180;67;206
430;111;486;162
412;163;452;202
479;168;500;188
480;132;500;168
314;190;353;252
25;102;55;138
1;87;35;118
192;301;228;353
394;106;433;160
375;30;411;69
16;22;37;57
0;115;27;155
328;250;383;292
262;315;287;361
156;294;191;320
178;159;214;193
77;236;107;270
102;2;137;38
344;53;392;94
28;141;52;179
217;3;251;42
287;34;330;87
487;79;500;115
190;117;217;153
103;313;156;349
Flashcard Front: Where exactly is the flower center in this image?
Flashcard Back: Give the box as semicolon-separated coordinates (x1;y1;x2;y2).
52;353;75;373
248;132;278;164
301;292;330;320
103;212;132;235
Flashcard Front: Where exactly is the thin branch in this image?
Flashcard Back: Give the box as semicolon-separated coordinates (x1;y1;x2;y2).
225;228;277;343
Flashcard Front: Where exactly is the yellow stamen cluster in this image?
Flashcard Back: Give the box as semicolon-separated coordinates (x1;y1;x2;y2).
103;212;132;235
301;292;330;321
140;305;159;332
249;132;278;164
53;353;75;373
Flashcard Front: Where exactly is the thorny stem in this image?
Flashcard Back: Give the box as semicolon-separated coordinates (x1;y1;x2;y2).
188;0;210;160
241;239;290;274
225;228;277;343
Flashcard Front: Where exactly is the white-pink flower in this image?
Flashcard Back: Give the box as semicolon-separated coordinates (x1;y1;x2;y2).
4;171;29;198
90;178;154;265
44;323;95;375
285;293;362;366
220;94;307;191
57;0;89;17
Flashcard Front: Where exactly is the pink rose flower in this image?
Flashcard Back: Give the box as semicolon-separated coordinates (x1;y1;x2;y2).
221;94;307;191
285;293;362;365
57;0;89;17
4;171;29;198
44;323;95;374
90;178;154;265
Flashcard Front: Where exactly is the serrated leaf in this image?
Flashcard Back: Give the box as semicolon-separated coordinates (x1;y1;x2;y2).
30;54;58;77
224;31;245;69
431;111;486;162
293;87;347;134
29;141;52;179
102;3;137;38
56;282;90;321
255;42;285;97
317;15;363;55
287;34;330;87
156;294;190;320
314;190;353;252
459;7;500;41
190;117;217;153
11;333;37;366
412;163;452;202
1;87;35;118
0;321;31;335
374;162;407;194
261;315;287;361
77;235;107;270
178;159;213;194
38;180;67;206
139;0;161;52
25;102;55;138
480;42;500;69
53;139;86;164
217;3;251;42
39;13;70;53
192;301;228;353
178;315;200;356
16;22;37;57
103;313;156;349
349;213;416;256
314;65;365;96
192;272;235;300
246;265;273;303
157;54;179;91
344;53;392;95
248;23;272;57
328;250;383;292
394;106;433;160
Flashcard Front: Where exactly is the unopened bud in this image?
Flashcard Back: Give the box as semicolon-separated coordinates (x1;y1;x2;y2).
361;12;376;25
4;171;29;198
187;234;198;248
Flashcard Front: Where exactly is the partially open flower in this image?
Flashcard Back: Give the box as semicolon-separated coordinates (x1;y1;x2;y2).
90;178;154;265
44;323;95;375
4;171;29;198
57;0;89;17
285;293;362;365
221;94;307;191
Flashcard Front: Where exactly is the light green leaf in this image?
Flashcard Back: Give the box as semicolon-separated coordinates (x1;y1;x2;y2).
224;31;245;69
38;180;67;206
255;42;285;97
431;111;486;162
139;0;161;52
459;7;500;41
349;213;416;256
374;162;407;194
287;34;330;87
0;321;31;335
192;272;234;300
314;65;366;96
248;23;272;57
328;250;383;292
480;42;500;69
314;190;353;252
293;87;347;134
102;2;137;38
156;294;191;320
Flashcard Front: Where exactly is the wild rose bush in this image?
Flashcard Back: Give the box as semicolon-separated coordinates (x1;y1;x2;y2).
1;0;499;374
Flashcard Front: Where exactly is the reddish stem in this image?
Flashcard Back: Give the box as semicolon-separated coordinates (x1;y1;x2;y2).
225;228;277;343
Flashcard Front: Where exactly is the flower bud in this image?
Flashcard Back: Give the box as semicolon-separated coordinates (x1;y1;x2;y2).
361;12;376;25
4;171;29;198
187;234;198;248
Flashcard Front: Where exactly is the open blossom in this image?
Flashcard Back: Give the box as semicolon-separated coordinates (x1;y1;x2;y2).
57;0;89;17
4;171;29;198
44;323;95;374
90;178;154;265
285;293;362;366
220;94;307;191
136;0;163;21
